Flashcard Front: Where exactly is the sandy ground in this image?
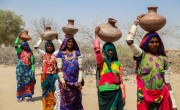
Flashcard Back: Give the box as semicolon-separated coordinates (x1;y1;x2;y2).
0;65;180;110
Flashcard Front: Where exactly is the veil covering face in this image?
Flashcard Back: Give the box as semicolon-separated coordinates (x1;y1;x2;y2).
102;42;118;72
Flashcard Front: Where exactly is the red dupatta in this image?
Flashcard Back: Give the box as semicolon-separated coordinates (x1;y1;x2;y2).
137;74;173;110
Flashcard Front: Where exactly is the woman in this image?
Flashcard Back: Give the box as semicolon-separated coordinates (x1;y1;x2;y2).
34;38;62;110
56;35;84;110
94;27;126;110
14;36;36;102
126;16;177;110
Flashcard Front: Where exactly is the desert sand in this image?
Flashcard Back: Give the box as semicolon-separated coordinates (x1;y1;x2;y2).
0;65;179;110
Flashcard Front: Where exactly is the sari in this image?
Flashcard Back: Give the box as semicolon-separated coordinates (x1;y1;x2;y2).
16;42;36;100
56;36;84;110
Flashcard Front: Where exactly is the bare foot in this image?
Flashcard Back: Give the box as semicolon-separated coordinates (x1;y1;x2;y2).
22;97;29;103
16;98;22;103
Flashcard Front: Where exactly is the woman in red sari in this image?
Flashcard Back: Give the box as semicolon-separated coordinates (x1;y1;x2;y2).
34;37;62;110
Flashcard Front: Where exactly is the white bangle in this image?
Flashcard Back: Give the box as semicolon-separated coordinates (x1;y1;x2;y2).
57;58;62;69
129;44;142;57
126;25;137;41
58;71;65;83
169;90;177;108
36;39;42;46
164;69;170;83
78;70;83;82
78;55;83;68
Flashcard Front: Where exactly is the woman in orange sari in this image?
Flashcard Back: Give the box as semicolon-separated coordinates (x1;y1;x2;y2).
34;38;62;110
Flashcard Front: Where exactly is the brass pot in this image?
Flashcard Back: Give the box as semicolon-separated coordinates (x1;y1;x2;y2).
62;19;78;36
98;18;122;42
139;7;166;32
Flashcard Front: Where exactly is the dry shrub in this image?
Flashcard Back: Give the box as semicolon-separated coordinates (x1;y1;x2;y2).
116;44;136;75
0;47;16;65
167;50;180;74
1;40;179;75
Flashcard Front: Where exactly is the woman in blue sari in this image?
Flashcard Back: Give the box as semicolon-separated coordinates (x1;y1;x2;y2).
56;35;84;110
14;37;36;102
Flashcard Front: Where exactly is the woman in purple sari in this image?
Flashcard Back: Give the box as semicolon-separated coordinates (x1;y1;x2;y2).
56;35;84;110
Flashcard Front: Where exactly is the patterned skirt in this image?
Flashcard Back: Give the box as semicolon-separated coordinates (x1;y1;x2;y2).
41;73;58;110
60;82;84;110
16;59;36;99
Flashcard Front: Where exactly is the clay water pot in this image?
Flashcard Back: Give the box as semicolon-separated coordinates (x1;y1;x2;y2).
62;19;78;36
139;7;166;32
41;27;58;41
19;30;31;41
98;18;122;42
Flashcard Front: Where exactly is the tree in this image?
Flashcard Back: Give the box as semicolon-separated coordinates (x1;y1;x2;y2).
0;9;24;46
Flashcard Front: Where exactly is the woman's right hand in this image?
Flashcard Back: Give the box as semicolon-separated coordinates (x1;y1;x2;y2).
134;14;145;26
95;26;101;37
61;82;66;90
33;45;38;49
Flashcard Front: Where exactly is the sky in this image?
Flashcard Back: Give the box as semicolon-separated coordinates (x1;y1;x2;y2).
0;0;180;49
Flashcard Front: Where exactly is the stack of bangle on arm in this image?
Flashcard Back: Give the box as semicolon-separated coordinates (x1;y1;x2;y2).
57;58;65;83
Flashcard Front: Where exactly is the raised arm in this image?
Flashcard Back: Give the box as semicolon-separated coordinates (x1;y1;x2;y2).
126;15;144;57
57;38;62;45
33;39;45;56
14;37;22;54
54;38;62;56
94;27;103;66
30;55;35;73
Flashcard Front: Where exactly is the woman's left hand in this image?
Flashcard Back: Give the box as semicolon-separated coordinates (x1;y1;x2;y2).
78;82;82;90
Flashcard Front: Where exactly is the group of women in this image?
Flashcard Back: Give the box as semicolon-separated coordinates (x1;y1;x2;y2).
14;16;177;110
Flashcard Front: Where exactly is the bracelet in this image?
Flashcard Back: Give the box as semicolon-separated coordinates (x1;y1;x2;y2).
120;84;126;99
169;90;177;108
128;32;135;37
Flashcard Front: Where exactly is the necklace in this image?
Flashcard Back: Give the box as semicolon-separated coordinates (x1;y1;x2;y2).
64;51;76;60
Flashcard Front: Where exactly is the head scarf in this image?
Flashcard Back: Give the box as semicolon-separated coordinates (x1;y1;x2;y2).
20;41;32;53
135;32;166;70
139;32;166;56
59;35;80;52
45;40;55;54
102;42;118;72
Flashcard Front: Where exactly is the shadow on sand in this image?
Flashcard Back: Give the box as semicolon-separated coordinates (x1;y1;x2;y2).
28;96;42;102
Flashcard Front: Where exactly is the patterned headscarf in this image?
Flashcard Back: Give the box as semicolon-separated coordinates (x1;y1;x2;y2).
135;32;166;70
102;42;118;72
139;32;166;56
20;41;32;53
45;40;55;54
59;35;80;52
